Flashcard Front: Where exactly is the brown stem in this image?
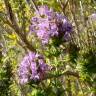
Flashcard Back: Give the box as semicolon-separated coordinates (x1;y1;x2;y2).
4;0;36;52
58;0;69;15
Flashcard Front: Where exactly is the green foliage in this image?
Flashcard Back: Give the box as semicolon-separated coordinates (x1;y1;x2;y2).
0;62;12;96
0;0;96;96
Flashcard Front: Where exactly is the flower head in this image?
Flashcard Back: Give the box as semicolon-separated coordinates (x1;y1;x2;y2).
18;52;51;85
30;5;72;45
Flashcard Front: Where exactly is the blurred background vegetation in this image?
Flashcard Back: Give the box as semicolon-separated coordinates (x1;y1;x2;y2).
0;0;96;96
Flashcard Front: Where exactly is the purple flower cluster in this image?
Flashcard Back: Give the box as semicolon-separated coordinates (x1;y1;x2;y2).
30;6;72;44
18;52;51;85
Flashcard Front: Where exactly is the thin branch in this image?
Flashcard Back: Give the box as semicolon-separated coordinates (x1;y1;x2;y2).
3;0;36;52
29;70;79;85
4;0;20;34
19;0;26;35
45;70;79;80
30;0;39;13
26;0;40;15
58;0;69;15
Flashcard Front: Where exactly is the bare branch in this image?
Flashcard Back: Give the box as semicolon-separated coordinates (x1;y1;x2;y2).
29;70;79;85
44;70;79;80
26;0;40;15
3;0;36;52
58;0;69;14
